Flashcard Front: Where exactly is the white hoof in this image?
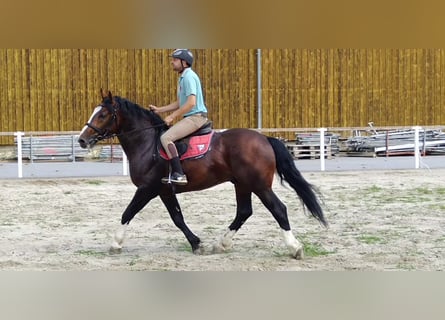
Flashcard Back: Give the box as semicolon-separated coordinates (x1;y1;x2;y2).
110;224;127;254
294;247;304;260
213;229;236;253
282;230;304;260
212;243;226;254
109;242;122;254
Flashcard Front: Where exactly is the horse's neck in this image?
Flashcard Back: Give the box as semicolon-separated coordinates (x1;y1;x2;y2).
117;126;159;162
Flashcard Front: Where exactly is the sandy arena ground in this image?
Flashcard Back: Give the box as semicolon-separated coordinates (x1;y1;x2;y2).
0;169;444;270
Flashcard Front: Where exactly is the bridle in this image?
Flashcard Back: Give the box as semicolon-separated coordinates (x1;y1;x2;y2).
84;100;167;143
84;103;120;142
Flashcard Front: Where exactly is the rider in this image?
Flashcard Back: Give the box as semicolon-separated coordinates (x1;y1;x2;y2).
149;49;209;185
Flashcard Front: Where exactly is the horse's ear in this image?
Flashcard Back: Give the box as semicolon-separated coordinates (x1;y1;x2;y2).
100;88;106;99
107;91;113;103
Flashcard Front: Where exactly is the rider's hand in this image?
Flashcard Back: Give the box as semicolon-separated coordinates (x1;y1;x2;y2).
164;115;174;126
149;105;159;113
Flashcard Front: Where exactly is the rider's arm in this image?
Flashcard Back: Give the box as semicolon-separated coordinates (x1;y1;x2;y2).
149;100;180;113
171;95;196;118
164;95;195;125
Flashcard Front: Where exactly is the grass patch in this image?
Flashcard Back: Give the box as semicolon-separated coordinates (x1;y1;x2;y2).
203;226;218;234
428;204;445;211
302;242;333;257
398;195;424;203
128;258;140;266
415;187;433;195
357;235;386;244
85;180;105;185
176;242;193;253
396;263;416;271
75;249;108;257
272;250;291;258
364;185;383;193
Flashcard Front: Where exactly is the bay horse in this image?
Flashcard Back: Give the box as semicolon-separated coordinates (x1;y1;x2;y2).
78;91;327;259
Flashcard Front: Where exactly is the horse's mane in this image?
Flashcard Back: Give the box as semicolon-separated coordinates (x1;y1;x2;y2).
113;96;167;129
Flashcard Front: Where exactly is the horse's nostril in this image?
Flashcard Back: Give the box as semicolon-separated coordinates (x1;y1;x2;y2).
78;138;87;148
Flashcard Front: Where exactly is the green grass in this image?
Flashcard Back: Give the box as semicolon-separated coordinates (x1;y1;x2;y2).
75;249;108;257
415;187;433;195
303;242;333;257
203;226;218;234
364;185;383;193
128;257;140;266
357;235;386;244
176;242;193;253
85;180;105;185
396;263;416;271
428;204;445;211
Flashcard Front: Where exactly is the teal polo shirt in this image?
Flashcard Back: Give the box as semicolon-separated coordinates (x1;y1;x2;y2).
178;68;208;117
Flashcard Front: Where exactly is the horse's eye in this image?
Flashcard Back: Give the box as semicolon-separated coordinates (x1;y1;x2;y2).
98;112;107;120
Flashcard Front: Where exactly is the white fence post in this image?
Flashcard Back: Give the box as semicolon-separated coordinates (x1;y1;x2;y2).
14;131;24;178
318;128;327;171
122;151;128;176
413;126;421;169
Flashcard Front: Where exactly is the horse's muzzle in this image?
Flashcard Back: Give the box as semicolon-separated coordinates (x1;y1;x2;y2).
78;137;90;149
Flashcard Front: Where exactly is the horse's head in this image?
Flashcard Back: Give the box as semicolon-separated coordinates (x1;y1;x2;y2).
78;90;120;149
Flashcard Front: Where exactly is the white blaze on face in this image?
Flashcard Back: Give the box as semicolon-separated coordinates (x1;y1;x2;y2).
79;106;103;136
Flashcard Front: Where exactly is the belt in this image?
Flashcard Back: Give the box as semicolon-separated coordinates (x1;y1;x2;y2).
187;112;207;117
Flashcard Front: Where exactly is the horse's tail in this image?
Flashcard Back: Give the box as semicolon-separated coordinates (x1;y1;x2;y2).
267;137;328;227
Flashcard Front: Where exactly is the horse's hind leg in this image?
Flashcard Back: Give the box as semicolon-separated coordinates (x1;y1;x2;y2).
159;192;203;254
255;188;304;259
213;185;253;253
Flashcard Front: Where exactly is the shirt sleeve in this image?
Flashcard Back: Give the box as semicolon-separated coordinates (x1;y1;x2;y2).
183;75;197;97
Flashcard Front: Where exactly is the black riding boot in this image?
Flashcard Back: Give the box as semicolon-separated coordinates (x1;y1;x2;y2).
162;156;188;185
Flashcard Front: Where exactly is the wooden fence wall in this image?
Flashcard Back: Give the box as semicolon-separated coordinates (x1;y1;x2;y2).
1;49;445;144
261;49;445;129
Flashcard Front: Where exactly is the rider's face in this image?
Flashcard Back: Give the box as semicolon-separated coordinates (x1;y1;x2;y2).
171;58;185;73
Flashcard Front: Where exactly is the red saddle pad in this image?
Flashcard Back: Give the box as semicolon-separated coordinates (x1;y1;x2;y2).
160;131;214;160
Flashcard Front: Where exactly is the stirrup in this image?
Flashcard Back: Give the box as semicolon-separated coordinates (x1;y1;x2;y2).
161;175;171;184
161;172;188;185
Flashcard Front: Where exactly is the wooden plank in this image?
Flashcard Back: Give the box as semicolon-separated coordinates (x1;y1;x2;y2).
286;143;333;160
4;49;445;146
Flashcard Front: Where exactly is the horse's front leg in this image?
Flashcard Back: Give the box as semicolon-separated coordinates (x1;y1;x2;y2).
110;186;158;253
159;191;203;255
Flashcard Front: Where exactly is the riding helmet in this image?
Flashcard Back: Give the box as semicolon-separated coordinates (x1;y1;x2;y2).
170;49;194;67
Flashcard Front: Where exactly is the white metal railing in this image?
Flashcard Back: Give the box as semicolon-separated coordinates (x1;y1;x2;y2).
2;127;438;178
1;131;128;178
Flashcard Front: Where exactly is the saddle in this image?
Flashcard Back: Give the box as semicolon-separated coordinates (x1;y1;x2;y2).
159;121;214;160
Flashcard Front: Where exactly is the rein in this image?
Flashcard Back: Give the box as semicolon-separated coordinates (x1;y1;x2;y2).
85;101;166;142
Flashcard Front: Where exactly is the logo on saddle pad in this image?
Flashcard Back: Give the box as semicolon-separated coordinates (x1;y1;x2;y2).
160;131;214;160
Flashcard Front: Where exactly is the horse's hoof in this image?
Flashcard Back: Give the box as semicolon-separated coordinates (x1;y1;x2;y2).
193;245;205;255
212;243;226;254
294;248;304;260
212;244;222;254
109;245;122;254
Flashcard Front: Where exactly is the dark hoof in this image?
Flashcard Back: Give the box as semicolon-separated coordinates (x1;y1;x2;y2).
193;245;205;255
